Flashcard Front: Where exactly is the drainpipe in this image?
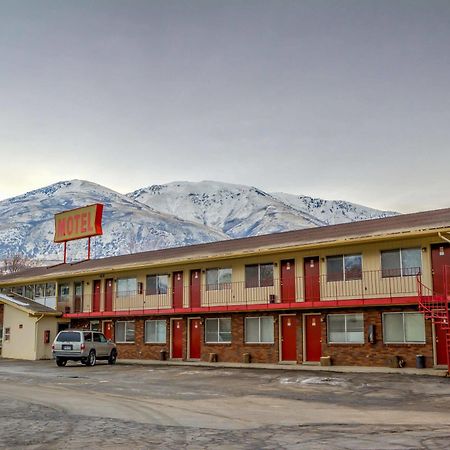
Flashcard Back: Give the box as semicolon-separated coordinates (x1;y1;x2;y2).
34;314;45;360
438;232;450;245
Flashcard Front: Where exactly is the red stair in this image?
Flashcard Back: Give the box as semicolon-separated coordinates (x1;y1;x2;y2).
417;266;450;375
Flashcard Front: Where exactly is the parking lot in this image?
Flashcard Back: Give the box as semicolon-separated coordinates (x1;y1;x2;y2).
0;359;449;449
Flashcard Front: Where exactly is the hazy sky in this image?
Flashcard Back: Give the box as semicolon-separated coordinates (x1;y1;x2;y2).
1;0;449;212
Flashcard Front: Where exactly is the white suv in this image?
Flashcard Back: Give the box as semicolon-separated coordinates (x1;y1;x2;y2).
52;329;117;367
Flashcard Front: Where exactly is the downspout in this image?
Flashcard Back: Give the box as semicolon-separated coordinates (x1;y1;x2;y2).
438;232;450;245
34;314;45;360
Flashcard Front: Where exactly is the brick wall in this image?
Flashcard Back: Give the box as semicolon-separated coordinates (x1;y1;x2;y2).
70;306;435;368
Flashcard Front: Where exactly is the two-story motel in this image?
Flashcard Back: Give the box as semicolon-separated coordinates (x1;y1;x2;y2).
1;208;449;370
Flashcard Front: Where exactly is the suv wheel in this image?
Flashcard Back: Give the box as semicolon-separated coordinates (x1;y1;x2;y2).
108;349;117;365
86;350;96;367
56;357;67;367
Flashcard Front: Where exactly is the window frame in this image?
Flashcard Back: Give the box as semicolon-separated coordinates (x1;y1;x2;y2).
382;312;426;344
245;263;274;288
116;278;138;297
204;318;232;344
244;316;275;344
205;268;232;291
327;313;365;344
381;248;422;278
144;319;167;344
326;254;362;282
146;274;169;295
115;320;135;343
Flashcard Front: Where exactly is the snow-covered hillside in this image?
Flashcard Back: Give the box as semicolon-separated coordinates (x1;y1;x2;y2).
0;179;397;262
128;181;396;237
0;180;227;261
270;192;397;225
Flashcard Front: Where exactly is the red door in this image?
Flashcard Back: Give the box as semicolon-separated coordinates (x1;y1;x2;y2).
281;260;296;303
103;321;113;340
431;244;450;297
172;319;184;359
435;322;449;366
305;314;322;362
189;319;201;359
304;257;320;302
173;271;184;308
105;278;113;311
190;270;201;308
281;315;297;361
93;280;101;312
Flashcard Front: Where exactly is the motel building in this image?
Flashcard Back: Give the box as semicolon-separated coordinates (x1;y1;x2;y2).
0;208;449;372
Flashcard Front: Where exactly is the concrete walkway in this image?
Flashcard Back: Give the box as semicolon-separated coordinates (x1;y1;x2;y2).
117;358;449;377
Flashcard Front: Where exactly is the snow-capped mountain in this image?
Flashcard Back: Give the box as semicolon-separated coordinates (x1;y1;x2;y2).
128;181;396;238
270;192;397;225
0;180;227;261
0;179;397;262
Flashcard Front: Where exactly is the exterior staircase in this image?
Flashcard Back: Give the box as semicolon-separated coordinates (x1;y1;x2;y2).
417;266;450;375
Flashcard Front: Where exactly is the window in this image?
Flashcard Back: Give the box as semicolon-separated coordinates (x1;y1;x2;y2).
34;284;46;298
116;278;137;296
146;275;168;295
4;327;10;342
381;248;421;277
327;254;362;282
205;318;232;343
245;264;274;288
25;285;34;299
206;268;232;290
115;321;135;343
245;317;274;343
45;283;56;297
383;312;425;343
328;313;364;343
58;283;70;301
93;333;107;343
145;320;166;343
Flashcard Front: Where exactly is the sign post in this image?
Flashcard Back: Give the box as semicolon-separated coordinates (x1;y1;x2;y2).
54;204;104;263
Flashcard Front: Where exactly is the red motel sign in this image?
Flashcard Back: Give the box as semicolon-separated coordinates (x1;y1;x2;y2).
54;204;103;243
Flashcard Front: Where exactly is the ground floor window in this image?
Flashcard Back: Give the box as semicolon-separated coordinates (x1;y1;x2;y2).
383;312;425;343
205;318;232;343
328;313;364;343
115;321;135;343
145;320;166;343
245;317;274;343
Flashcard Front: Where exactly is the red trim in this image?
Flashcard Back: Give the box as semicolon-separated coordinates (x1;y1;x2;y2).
63;295;421;319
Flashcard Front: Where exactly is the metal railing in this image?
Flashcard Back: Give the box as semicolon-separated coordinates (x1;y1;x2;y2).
60;268;421;315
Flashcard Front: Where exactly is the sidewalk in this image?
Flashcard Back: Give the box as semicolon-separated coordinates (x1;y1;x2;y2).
117;359;449;377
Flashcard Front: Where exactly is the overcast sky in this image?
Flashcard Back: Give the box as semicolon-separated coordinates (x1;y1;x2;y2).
1;0;449;212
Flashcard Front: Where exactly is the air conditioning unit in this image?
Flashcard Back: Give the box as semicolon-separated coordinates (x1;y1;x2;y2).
269;294;276;303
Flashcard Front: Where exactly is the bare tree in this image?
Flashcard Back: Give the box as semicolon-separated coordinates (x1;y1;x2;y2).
2;254;35;274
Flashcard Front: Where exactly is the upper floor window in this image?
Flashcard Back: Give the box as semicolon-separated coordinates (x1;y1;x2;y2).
206;268;232;291
245;264;274;288
116;278;137;296
383;312;425;344
146;275;168;295
381;248;421;278
327;254;362;282
34;284;46;298
58;283;70;301
45;283;56;297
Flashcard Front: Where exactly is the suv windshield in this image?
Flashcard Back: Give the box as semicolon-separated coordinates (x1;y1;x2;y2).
56;332;81;342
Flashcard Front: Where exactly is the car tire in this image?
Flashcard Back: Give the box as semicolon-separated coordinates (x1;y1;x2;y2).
86;350;96;367
56;357;67;367
108;349;117;365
